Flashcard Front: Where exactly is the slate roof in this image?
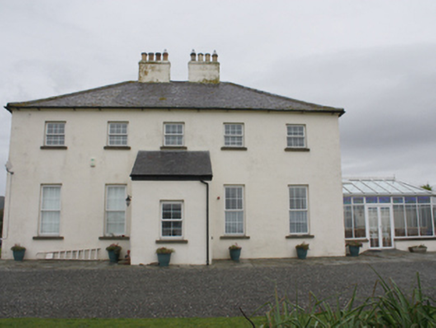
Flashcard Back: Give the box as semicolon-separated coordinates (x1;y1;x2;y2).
130;151;213;181
5;81;344;115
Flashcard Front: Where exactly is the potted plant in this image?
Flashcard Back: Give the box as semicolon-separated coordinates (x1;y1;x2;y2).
156;247;175;267
346;240;363;257
408;244;427;253
106;243;122;263
295;242;309;259
229;243;242;262
11;244;26;261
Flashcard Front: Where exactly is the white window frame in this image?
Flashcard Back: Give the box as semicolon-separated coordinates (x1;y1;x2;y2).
289;185;309;234
224;123;244;147
224;185;245;235
45;122;65;146
105;185;127;236
160;201;184;238
39;185;61;236
163;123;185;147
107;122;128;146
286;124;306;148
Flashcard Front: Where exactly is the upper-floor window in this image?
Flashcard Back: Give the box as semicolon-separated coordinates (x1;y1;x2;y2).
108;122;128;146
225;186;244;235
287;125;306;148
45;122;65;146
161;201;183;238
40;185;61;235
105;185;126;236
289;186;309;234
164;123;184;147
224;123;244;147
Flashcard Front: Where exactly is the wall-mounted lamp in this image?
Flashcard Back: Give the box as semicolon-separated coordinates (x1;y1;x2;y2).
126;195;132;207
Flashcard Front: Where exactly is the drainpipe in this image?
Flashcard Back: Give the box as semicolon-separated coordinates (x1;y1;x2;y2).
200;180;209;265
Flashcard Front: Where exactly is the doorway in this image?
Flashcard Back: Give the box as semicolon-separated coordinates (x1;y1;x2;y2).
367;205;394;249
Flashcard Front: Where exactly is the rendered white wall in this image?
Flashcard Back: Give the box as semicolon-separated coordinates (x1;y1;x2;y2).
130;180;208;265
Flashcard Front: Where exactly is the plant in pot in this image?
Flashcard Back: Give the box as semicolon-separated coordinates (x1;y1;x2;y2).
156;247;175;267
229;243;242;262
346;240;363;257
11;244;26;261
295;242;309;259
408;244;427;253
106;243;122;263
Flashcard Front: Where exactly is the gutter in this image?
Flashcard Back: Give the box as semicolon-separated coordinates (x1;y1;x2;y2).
200;180;210;265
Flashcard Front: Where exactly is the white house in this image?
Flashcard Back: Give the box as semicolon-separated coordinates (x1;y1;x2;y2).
2;50;346;265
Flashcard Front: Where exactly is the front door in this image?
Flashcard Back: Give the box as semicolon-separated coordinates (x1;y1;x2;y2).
367;206;394;249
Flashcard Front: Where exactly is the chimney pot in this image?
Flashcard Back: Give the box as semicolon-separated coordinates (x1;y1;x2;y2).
190;49;196;61
212;50;218;62
205;53;211;62
141;52;147;61
163;49;169;61
156;52;162;61
198;53;204;61
148;52;154;61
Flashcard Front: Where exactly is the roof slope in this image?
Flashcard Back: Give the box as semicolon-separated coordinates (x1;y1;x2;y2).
6;81;344;114
131;151;212;181
342;178;435;196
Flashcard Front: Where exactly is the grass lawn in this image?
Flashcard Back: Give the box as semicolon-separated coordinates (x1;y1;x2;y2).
0;317;264;327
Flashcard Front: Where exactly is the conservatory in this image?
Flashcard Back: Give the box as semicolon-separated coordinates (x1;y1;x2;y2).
343;178;436;252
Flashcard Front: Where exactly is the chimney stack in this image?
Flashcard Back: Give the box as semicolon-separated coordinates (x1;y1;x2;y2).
188;50;220;83
138;50;171;83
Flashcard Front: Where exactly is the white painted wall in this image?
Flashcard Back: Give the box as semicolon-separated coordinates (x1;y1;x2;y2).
131;180;208;265
1;108;345;262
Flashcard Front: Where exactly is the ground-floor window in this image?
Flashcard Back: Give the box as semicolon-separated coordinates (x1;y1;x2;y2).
393;196;434;237
105;185;126;235
40;185;61;235
343;197;366;238
289;186;308;234
343;196;436;239
224;186;244;234
161;201;183;237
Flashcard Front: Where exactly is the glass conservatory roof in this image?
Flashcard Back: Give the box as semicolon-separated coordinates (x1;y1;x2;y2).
342;178;434;196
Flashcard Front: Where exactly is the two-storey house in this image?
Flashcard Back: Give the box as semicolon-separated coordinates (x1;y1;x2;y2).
2;50;345;264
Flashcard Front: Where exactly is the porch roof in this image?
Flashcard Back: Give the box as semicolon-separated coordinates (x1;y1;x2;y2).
130;151;212;181
342;177;434;196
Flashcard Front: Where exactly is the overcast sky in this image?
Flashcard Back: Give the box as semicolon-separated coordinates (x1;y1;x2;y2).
1;0;436;195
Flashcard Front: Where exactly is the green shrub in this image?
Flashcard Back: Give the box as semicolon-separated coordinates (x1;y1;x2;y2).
253;271;436;327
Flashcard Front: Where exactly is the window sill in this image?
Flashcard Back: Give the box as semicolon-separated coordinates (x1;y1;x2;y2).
156;239;188;244
284;147;310;152
221;147;247;151
345;238;368;243
285;234;314;239
220;235;250;239
394;236;436;241
33;236;64;240
99;236;130;240
103;146;131;150
160;146;188;150
40;146;67;150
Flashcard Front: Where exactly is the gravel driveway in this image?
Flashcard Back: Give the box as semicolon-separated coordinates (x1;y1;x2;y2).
1;251;435;318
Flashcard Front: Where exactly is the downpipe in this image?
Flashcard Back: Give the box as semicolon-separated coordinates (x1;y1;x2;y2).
200;180;209;265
